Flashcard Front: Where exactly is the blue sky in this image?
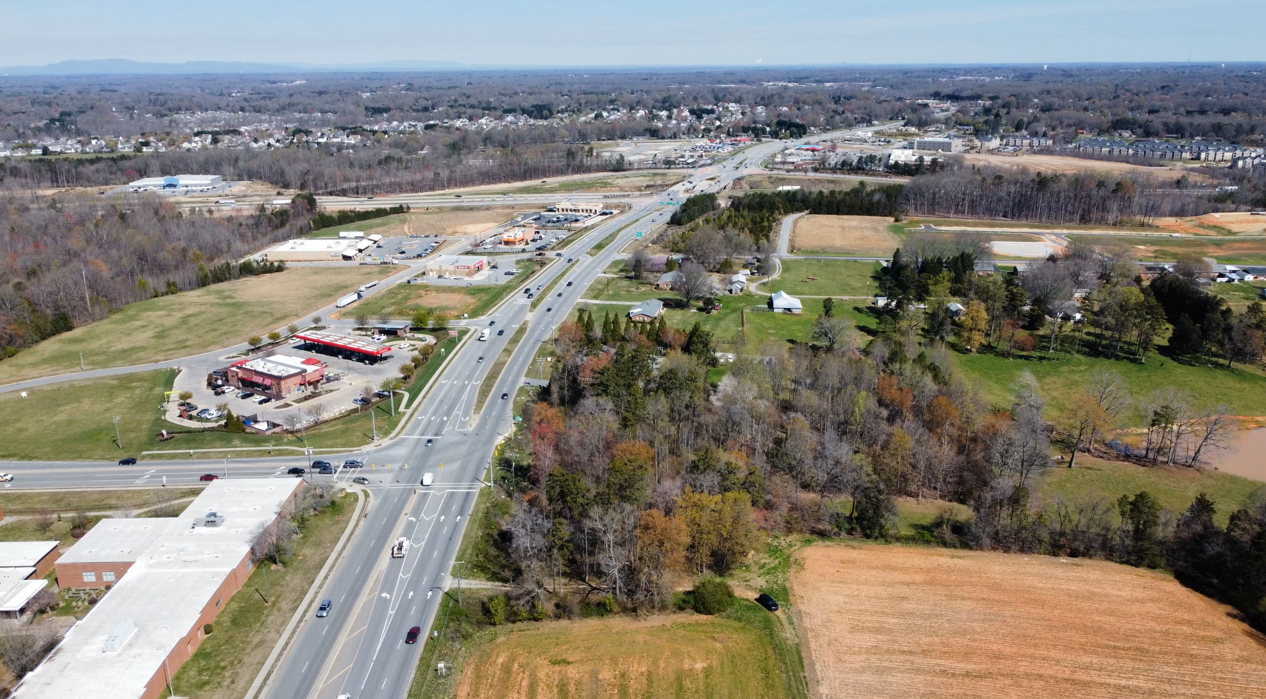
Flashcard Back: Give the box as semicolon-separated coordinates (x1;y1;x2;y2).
3;0;1265;67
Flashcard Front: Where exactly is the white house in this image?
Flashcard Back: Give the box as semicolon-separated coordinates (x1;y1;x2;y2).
768;290;803;314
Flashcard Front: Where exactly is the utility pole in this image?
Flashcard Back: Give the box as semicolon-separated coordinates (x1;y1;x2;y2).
224;457;229;479
79;352;85;371
454;561;465;605
371;409;377;441
113;416;121;449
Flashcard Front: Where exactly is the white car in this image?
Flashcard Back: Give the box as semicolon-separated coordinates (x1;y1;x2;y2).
0;474;13;482
421;472;434;486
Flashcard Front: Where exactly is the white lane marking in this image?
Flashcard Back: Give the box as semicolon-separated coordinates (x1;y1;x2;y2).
302;661;309;673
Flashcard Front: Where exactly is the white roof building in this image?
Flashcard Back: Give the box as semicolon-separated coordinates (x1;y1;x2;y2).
0;542;58;570
14;479;304;699
261;239;356;262
768;290;803;314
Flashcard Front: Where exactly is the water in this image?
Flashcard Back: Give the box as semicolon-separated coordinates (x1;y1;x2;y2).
1209;428;1266;482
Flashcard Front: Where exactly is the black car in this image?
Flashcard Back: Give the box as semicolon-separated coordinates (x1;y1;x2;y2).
118;457;137;465
489;320;496;326
312;460;332;470
288;467;306;476
501;392;509;400
546;307;552;312
755;593;780;612
566;281;573;286
497;329;504;336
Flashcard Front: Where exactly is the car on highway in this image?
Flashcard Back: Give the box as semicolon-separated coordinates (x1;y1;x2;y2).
567;258;573;262
343;459;363;469
288;467;305;476
352;476;370;485
316;599;332;618
566;281;573;287
0;474;13;482
421;472;434;486
312;460;332;471
489;320;495;326
317;465;335;475
546;307;552;312
756;593;780;612
119;457;137;465
556;292;562;297
424;438;433;447
497;329;504;336
199;474;218;482
501;392;509;400
477;356;484;362
405;626;421;644
554;252;563;257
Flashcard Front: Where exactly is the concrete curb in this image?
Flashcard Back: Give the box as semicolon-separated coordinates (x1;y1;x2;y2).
245;486;368;699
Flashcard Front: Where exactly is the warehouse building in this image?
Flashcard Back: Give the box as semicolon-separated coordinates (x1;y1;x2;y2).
261;239;356;262
227;354;326;399
126;175;223;192
56;520;174;590
424;254;487;279
13;479;304;699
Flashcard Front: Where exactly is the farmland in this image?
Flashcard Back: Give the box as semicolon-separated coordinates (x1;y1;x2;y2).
1070;233;1266;265
791;215;900;255
0;266;386;384
791;544;1266;698
454;615;788;699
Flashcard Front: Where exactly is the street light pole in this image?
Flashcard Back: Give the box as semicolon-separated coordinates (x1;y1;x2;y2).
112;416;121;449
224;457;228;479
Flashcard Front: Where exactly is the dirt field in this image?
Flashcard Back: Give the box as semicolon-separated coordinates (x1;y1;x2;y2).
404;208;522;237
791;544;1266;699
964;152;1211;180
455;615;787;699
792;215;899;255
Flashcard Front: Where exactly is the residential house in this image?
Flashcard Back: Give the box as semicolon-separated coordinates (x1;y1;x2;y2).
768;290;803;314
627;299;665;323
654;270;682;290
946;302;966;318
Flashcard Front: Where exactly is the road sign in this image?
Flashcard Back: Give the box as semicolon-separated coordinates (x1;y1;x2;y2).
636;232;643;238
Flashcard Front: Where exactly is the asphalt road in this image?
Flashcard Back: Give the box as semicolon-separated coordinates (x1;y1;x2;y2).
0;125;881;699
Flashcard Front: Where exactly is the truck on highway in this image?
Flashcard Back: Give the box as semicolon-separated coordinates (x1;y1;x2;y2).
358;280;378;292
478;329;490;341
391;537;408;559
335;292;361;309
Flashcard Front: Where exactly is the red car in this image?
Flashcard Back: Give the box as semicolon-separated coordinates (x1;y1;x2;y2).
405;626;421;644
199;474;218;482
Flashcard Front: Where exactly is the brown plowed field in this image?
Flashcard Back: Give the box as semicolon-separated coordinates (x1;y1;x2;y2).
792;215;899;255
791;544;1266;698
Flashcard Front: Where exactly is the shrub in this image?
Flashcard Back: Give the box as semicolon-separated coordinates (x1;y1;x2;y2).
203;623;213;635
690;578;735;615
485;595;507;625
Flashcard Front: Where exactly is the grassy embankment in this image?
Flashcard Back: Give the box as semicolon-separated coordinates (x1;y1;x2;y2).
306;213;406;238
351;259;540;320
160;492;354;699
0;267;387;385
0;334;462;461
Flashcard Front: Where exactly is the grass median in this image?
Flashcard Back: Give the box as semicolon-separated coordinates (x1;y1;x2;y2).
159;490;355;699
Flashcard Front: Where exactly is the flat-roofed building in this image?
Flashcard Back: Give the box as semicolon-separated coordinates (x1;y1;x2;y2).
14;479;304;699
227;354;326;398
551;201;603;216
55;520;175;589
261;239;356;262
501;226;533;246
0;541;60;580
126;175;223;192
424;254;487;279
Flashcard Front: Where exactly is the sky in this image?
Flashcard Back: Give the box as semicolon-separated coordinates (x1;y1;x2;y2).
3;0;1265;68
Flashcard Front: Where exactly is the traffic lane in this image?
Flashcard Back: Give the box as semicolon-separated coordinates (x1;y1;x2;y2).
269;486;410;699
0;459;312;488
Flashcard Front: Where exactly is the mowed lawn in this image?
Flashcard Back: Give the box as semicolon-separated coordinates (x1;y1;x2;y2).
582;275;660;302
454;616;788;699
953;349;1266;419
306;213;406;238
351;260;538;320
0;266;387;384
769;259;879;298
1037;456;1262;526
657;295;876;351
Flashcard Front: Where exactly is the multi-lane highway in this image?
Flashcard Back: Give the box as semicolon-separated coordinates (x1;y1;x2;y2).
0;126;879;699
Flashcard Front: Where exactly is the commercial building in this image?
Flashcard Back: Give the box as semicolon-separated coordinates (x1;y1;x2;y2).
56;520;174;590
261;239;357;262
425;255;487;279
501;226;534;246
913;137;965;153
293;330;392;362
550;201;603;216
126;175;223;193
227;354;326;399
14;480;304;699
0;542;59;580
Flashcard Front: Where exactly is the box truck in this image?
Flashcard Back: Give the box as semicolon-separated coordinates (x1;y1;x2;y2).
335;292;361;308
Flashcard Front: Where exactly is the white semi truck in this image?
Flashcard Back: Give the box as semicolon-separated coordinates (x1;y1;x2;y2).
335;291;361;308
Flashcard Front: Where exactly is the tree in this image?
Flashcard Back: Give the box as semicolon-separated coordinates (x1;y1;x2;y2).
354;310;370;329
675;261;712;308
247;335;263;348
958;300;988;352
267;330;281;343
811;315;852;351
851;477;897;540
632;508;688;607
485;595;507;625
690;578;736;615
675;488;758;574
1118;491;1163;568
399;362;416;380
629;248;652;280
411;308;431;329
822;297;835;317
311;315;322;326
178;391;193;402
1061;392;1113;469
0;624;58;680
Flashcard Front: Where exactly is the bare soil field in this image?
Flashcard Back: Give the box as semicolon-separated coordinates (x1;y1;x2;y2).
792;215;899;255
964;152;1212;181
1193;212;1266;235
455;615;786;699
402;208;522;237
791;544;1266;699
1071;234;1266;264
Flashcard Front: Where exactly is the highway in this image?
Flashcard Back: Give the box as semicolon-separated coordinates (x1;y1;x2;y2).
0;125;879;699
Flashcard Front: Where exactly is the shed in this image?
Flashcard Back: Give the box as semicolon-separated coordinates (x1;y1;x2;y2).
769;291;803;314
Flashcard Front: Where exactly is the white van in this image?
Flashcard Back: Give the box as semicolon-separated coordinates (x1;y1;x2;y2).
478;329;490;341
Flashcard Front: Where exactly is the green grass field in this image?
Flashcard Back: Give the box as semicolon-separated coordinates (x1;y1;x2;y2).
769;259;880;298
0;489;202;516
583;275;660;302
953;348;1266;419
0;334;463;461
452;615;789;699
351;260;538;320
1208;280;1266;307
306;213;405;239
0;267;387;384
1037;456;1263;526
